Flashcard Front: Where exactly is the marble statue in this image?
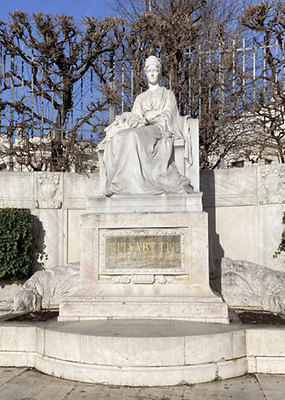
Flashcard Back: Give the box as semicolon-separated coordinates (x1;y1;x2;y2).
102;56;194;197
14;263;80;312
221;257;285;316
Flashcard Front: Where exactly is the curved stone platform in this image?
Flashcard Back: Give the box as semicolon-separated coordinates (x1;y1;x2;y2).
1;318;285;386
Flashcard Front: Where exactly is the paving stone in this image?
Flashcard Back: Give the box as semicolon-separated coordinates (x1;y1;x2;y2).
0;368;76;400
178;376;267;400
193;374;261;391
67;385;146;400
0;368;283;400
257;374;285;391
256;374;285;400
0;367;27;386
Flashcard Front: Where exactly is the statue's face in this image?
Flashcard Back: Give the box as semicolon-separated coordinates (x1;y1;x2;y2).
145;66;160;85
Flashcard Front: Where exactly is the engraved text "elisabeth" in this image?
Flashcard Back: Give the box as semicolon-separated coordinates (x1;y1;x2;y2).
110;241;176;254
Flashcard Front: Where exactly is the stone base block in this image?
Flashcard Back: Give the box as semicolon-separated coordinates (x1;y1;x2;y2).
59;292;229;324
86;193;203;213
60;210;228;324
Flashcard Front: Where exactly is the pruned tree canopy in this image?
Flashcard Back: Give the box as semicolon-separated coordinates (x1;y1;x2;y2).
239;1;285;163
0;11;124;171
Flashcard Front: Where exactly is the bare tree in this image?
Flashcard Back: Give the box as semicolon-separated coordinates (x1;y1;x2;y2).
0;11;124;171
239;1;285;163
107;0;256;169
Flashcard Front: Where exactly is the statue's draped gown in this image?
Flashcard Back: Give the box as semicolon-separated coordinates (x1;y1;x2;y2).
103;86;193;196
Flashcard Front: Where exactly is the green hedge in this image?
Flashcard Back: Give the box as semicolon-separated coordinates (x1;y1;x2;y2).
0;208;33;280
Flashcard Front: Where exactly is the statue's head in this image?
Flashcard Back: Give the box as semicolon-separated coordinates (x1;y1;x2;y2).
144;56;162;74
14;288;41;312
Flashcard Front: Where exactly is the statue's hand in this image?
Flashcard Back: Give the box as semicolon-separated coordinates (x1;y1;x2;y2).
144;110;158;124
103;112;131;142
130;117;147;128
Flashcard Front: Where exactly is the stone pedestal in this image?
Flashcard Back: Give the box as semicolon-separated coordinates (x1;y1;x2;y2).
59;118;228;324
59;203;228;323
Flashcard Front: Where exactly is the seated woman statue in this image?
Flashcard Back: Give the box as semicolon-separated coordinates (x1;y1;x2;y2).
102;55;194;197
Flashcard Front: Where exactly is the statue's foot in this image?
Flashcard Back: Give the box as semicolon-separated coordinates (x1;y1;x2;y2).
105;189;114;198
181;183;194;194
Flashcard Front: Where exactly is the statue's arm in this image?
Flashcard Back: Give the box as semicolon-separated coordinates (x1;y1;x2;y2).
145;90;179;137
102;112;132;143
128;94;148;128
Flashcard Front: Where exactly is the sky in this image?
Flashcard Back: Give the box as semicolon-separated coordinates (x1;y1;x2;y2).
0;0;114;24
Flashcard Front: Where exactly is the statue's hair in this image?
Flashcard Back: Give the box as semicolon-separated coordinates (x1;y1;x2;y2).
144;56;162;72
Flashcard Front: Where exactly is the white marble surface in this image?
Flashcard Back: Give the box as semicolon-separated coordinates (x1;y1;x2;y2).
99;56;198;198
60;210;228;324
221;257;285;314
1;319;285;387
86;192;203;213
14;263;80;312
0;164;285;278
99;122;200;195
201;166;285;270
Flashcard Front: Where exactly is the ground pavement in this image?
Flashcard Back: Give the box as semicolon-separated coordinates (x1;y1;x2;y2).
0;367;285;400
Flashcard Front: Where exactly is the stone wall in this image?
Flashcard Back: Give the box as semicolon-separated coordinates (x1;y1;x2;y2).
201;165;285;271
0;165;284;277
0;172;100;273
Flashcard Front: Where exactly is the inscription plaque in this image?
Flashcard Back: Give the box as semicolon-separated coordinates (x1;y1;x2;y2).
100;228;186;274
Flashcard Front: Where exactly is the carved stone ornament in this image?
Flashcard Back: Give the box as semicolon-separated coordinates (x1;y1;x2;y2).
37;174;60;200
99;274;181;285
119;275;131;284
260;166;285;204
36;174;62;209
131;274;155;284
155;275;167;284
221;257;285;316
14;263;80;311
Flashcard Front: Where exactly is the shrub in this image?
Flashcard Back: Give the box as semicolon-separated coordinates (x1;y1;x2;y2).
273;211;285;261
0;208;33;280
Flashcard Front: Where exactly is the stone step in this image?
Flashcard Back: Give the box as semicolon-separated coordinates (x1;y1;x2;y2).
1;318;285;386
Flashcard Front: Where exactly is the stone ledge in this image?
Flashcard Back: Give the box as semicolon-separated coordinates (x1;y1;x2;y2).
59;295;229;324
86;193;203;213
0;320;285;386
